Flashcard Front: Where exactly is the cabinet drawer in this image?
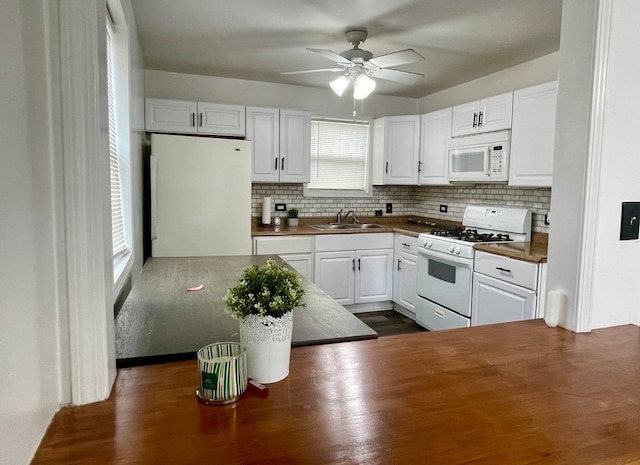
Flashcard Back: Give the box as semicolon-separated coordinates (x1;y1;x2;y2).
394;234;419;255
254;236;314;255
474;250;538;290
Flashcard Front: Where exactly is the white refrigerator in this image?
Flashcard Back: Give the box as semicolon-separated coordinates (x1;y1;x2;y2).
150;133;252;257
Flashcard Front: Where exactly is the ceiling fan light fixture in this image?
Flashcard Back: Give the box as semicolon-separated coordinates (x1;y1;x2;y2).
353;73;376;100
330;75;350;96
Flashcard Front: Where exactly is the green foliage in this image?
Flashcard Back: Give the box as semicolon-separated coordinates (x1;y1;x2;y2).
224;259;305;319
287;208;299;218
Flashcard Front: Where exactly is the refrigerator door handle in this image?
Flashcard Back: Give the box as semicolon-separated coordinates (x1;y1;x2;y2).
150;155;157;240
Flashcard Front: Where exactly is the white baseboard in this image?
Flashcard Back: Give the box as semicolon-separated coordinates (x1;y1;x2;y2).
345;301;394;314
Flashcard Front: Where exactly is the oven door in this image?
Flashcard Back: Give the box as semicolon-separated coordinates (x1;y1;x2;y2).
416;247;473;317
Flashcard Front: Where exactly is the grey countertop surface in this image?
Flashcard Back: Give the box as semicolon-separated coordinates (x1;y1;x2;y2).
115;255;377;365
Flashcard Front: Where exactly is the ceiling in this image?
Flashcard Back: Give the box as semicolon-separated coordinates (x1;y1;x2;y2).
131;0;563;99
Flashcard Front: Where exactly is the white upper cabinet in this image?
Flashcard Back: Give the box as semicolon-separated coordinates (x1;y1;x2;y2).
280;109;311;183
509;81;558;187
145;98;246;137
247;107;311;183
372;115;421;185
451;92;513;137
419;108;452;185
197;102;246;137
247;107;280;182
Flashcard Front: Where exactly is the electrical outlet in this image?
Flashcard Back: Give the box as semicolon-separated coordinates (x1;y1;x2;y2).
439;204;448;213
386;203;392;214
545;213;550;225
275;203;287;212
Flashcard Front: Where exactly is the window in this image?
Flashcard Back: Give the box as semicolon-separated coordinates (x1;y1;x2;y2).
304;117;372;198
106;4;132;295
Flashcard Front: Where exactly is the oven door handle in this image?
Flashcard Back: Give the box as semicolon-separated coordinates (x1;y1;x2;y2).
417;247;473;268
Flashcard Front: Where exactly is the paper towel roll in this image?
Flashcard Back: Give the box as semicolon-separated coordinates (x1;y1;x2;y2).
544;290;567;328
261;197;272;225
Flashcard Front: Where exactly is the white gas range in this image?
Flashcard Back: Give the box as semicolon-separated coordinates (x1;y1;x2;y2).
415;206;532;331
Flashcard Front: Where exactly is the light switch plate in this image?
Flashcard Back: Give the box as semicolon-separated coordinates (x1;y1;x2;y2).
620;202;640;240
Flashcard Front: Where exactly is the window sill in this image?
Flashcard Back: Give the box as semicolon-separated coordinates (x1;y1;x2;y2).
113;253;133;299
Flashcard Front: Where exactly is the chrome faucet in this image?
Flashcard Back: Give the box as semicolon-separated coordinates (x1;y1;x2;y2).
336;209;343;223
343;210;359;224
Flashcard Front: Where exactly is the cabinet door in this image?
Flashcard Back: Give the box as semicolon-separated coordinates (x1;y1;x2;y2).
478;92;513;133
471;273;536;326
509;81;557;187
419;108;452;185
314;251;355;305
197;102;246;137
280;253;314;281
451;101;480;137
280;109;311;183
383;116;420;185
392;250;417;311
247;107;280;182
145;98;197;133
355;249;393;304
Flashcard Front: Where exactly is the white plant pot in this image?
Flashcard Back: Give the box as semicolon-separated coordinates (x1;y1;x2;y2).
239;311;293;384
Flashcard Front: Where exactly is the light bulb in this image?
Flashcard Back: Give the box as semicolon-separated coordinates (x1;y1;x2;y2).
329;75;350;97
353;74;376;100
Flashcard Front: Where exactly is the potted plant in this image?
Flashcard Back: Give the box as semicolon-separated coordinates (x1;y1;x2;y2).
287;208;299;227
224;259;305;383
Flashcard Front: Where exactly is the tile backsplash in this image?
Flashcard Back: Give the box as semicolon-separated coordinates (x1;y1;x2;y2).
252;183;551;233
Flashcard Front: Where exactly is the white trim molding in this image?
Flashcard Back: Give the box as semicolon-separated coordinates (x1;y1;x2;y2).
574;0;613;333
58;0;117;405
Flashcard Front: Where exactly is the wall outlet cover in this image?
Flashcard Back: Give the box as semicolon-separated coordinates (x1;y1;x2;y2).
275;203;287;212
439;204;448;213
620;202;640;240
386;203;392;213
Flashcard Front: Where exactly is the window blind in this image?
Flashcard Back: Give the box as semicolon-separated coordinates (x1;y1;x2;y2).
107;18;129;258
309;119;369;191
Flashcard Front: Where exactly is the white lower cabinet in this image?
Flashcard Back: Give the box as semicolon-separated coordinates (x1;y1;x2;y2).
314;233;394;306
253;236;314;281
392;234;419;312
471;250;540;326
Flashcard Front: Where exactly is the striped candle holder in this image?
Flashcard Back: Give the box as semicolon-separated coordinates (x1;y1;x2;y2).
196;342;248;405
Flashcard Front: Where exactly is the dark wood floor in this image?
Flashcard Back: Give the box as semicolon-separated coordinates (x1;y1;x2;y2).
356;309;427;336
32;320;640;465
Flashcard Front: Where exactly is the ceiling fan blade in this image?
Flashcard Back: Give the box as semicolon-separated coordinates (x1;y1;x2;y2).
307;48;353;66
373;68;424;85
369;49;425;68
281;67;344;75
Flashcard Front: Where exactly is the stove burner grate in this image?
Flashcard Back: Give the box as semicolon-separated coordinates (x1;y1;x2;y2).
431;228;513;243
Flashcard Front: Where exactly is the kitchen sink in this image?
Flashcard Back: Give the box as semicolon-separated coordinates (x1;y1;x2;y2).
344;223;386;229
310;223;386;230
311;224;350;230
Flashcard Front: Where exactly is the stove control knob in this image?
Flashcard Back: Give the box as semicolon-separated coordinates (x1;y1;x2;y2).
454;246;461;255
449;245;455;253
425;240;433;248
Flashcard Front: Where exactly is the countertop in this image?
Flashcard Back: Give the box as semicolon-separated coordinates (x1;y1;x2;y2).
115;255;377;366
252;215;459;239
474;235;549;263
253;215;549;262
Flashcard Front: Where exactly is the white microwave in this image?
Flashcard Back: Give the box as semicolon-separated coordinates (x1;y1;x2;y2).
447;130;510;182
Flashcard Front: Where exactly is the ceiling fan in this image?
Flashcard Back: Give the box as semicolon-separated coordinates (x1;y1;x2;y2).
282;29;425;99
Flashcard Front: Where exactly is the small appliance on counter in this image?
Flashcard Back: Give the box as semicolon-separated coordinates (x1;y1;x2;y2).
415;205;531;331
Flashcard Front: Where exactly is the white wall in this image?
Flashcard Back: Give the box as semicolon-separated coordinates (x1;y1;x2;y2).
589;0;640;328
0;1;63;464
145;70;418;118
417;52;558;113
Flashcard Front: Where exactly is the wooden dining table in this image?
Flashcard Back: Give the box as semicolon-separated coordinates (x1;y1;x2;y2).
33;319;640;464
